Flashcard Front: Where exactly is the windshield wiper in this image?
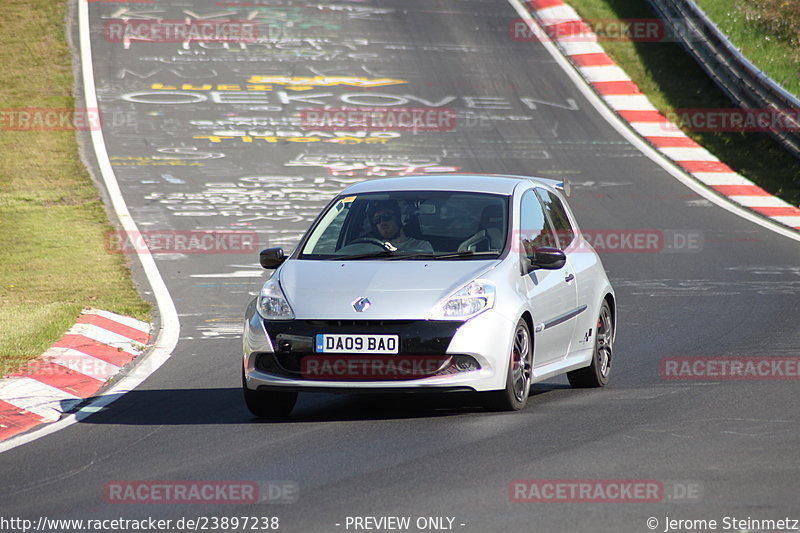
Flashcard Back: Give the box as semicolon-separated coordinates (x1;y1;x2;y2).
322;250;398;260
320;250;501;261
386;250;500;260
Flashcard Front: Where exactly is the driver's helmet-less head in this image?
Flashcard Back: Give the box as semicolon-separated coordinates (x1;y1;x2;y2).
367;199;402;224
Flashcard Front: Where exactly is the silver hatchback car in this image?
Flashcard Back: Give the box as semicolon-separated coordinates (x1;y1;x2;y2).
242;174;616;417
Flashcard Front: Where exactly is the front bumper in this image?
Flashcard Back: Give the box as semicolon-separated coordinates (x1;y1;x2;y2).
242;301;512;392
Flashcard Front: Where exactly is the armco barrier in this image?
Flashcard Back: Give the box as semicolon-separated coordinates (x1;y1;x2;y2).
647;0;800;160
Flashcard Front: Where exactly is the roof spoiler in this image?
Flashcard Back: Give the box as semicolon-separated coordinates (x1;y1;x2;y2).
534;177;571;198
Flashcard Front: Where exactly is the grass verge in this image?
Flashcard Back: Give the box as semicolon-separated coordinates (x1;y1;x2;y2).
695;0;800;97
0;0;150;376
562;0;800;206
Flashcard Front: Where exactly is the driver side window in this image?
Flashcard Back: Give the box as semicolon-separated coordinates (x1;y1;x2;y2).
535;188;575;251
519;190;557;255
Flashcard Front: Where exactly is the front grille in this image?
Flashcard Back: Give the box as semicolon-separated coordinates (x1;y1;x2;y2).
255;352;480;381
263;319;463;356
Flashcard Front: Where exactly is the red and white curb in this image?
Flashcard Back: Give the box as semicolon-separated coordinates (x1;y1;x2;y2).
524;0;800;232
0;309;150;442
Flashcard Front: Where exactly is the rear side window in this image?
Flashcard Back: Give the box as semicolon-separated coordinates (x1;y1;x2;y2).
535;188;575;250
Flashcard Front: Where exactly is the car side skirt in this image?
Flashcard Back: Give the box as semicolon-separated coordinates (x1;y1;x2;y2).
532;347;594;382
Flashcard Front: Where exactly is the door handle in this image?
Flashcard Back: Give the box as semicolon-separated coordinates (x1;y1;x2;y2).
564;273;575;283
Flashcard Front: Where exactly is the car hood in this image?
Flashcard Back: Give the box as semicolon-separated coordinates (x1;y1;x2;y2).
278;259;499;320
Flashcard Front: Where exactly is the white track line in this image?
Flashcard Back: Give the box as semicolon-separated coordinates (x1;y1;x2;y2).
0;0;180;454
507;0;800;244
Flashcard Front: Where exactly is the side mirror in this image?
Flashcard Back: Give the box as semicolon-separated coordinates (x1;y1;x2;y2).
259;247;286;269
527;247;566;271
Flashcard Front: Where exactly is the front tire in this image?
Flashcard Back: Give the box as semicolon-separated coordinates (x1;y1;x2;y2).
242;370;297;418
486;319;532;411
567;301;613;388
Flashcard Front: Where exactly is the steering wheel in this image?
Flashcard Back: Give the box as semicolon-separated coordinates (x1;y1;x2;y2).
349;237;393;250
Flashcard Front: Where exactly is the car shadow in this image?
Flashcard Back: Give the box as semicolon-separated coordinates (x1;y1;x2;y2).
73;382;571;426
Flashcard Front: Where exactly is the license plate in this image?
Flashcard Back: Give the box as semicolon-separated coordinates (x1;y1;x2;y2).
315;334;399;354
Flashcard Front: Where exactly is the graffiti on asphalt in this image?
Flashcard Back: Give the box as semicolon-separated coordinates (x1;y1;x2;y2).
284;154;461;176
143;175;365;223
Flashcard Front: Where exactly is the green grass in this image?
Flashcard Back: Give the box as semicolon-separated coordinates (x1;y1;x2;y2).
562;0;800;206
0;0;150;376
695;0;800;97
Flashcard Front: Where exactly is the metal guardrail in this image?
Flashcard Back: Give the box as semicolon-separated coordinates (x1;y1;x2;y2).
647;0;800;161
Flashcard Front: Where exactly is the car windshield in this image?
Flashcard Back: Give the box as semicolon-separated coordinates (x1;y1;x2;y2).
299;191;509;260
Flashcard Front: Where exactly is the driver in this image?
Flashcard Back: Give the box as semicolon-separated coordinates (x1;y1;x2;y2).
368;200;433;252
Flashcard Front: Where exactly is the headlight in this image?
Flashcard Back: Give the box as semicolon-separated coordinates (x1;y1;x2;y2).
429;279;496;320
256;277;294;320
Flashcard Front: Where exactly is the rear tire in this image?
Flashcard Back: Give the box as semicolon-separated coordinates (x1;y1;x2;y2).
485;319;532;411
567;301;613;388
242;370;297;418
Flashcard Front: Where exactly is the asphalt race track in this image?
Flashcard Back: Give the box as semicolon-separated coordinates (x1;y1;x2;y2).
2;1;800;532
